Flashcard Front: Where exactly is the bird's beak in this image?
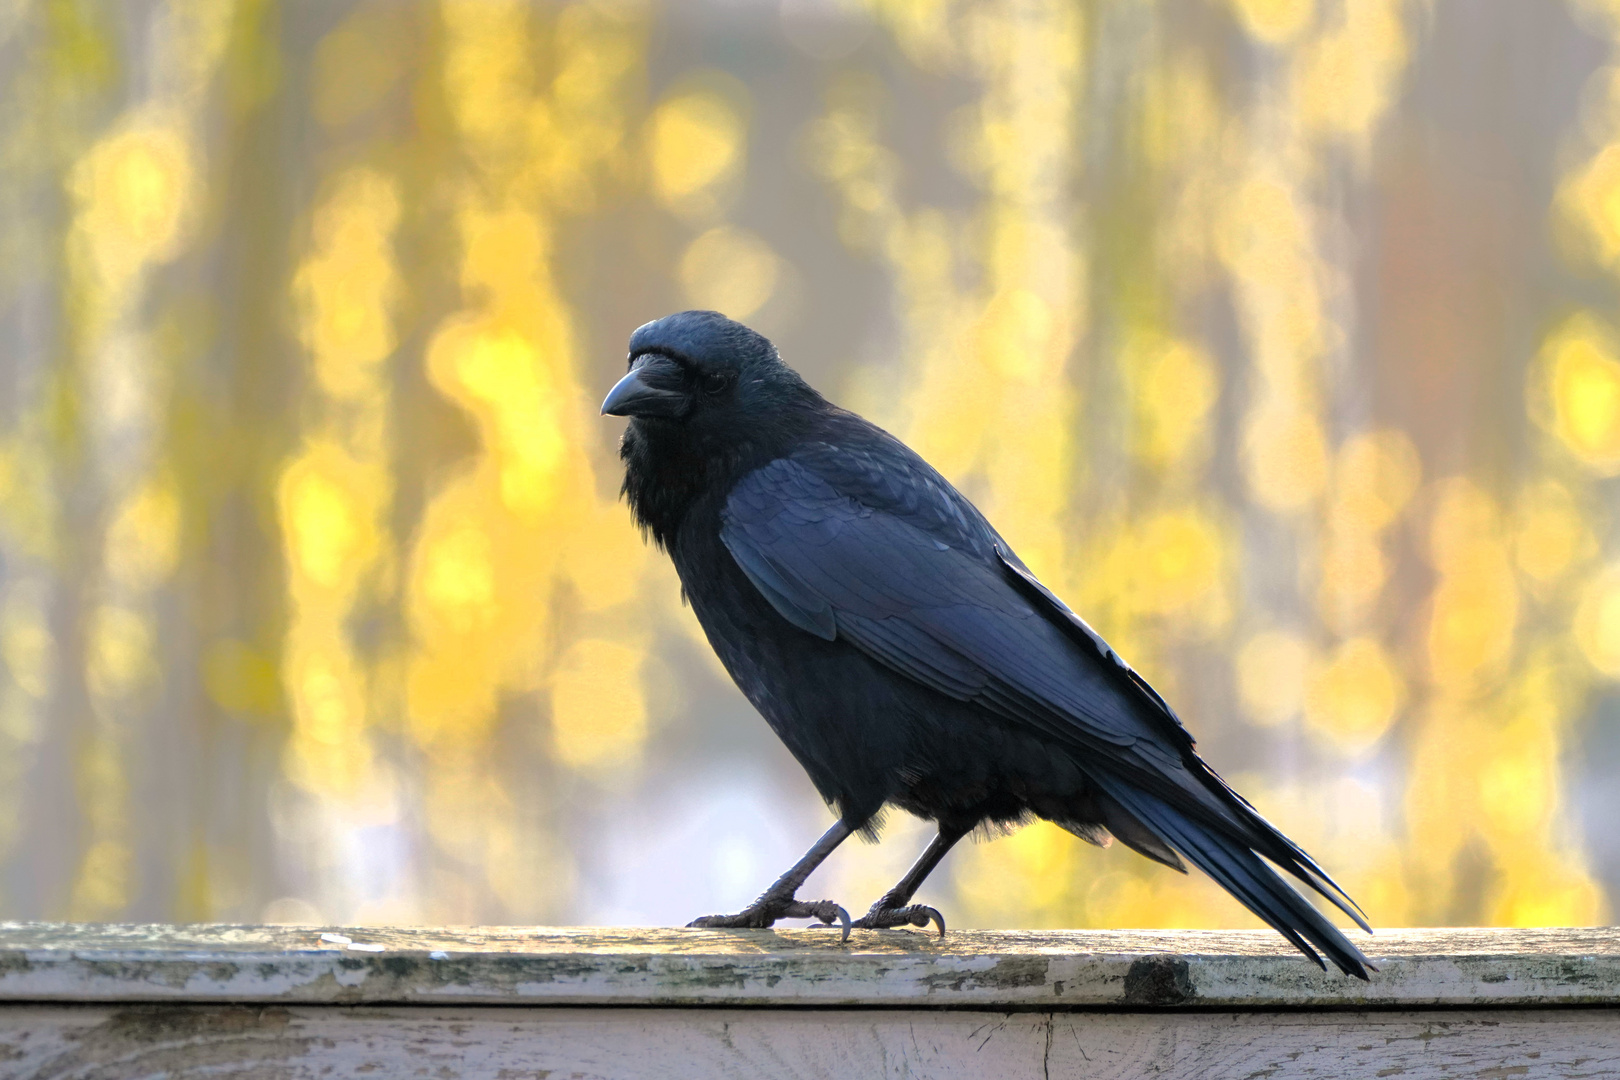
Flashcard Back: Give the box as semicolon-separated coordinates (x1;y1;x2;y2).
601;355;686;418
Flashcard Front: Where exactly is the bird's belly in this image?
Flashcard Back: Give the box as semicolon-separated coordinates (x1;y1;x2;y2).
685;585;1063;830
693;590;908;821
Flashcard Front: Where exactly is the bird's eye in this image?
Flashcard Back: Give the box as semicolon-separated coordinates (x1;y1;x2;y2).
703;371;731;394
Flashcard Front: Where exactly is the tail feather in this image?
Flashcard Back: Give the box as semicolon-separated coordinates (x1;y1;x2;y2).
1094;789;1186;872
1199;769;1372;932
1095;776;1373;979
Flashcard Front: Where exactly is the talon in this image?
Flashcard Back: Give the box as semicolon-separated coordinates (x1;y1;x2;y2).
851;902;947;935
805;905;853;938
785;899;851;940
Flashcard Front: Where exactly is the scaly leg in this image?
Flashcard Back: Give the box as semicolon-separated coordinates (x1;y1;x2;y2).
688;820;854;939
851;825;968;937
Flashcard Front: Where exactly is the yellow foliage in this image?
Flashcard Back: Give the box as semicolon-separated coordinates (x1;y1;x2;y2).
679;226;781;321
1553;332;1620;471
1333;429;1421;534
105;474;182;589
953;820;1077;926
417;527;498;635
1514;481;1590;585
648;79;747;215
292;168;402;400
1244;404;1329;512
202;638;281;716
1295;0;1413;147
0;598;54;700
1574;565;1620;677
1135;508;1227;621
279;447;387;595
1229;0;1315;45
69;838;134;921
85;605;156;701
1427;553;1519;693
1563;143;1620;269
1236;630;1311;726
312;6;406;128
1317;529;1387;628
70;123;195;290
1304;637;1405;753
549;638;648;770
1128;336;1219;469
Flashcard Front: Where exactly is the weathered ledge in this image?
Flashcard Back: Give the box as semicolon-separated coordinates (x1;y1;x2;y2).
1;922;1615;1009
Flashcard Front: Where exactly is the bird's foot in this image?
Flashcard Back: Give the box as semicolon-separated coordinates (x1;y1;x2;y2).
850;902;946;937
688;895;852;940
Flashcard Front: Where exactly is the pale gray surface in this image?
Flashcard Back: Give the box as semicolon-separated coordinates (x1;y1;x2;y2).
3;1004;1617;1079
2;923;1618;1008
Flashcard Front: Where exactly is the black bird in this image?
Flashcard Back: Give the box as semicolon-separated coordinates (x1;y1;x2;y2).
603;310;1372;978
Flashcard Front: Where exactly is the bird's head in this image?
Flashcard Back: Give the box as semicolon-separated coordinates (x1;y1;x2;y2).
605;311;825;544
601;310;813;432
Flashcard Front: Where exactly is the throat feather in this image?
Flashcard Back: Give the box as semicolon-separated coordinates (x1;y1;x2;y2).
620;423;716;550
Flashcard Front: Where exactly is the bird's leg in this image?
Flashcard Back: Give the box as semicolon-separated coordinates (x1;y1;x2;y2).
687;820;854;939
851;825;968;937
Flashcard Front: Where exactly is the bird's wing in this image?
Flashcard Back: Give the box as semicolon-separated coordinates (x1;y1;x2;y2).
721;443;1195;781
721;442;1372;963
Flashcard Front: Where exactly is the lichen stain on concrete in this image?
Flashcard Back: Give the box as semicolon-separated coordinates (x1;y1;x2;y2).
376;956;422;980
311;950;745;1002
920;957;1049;995
656;962;751;992
296;969;372;1004
981;957;1050;990
82;959;207;990
75;957;294;994
1121;956;1193;1006
101;1005;293;1043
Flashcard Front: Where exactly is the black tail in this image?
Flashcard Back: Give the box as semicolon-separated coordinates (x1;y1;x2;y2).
1094;774;1374;979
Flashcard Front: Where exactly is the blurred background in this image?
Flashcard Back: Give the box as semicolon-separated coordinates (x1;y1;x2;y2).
0;0;1617;933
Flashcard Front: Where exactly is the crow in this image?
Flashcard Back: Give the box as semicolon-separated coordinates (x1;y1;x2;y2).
603;309;1372;978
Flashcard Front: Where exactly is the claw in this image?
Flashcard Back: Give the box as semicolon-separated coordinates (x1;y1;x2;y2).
794;899;852;940
851;903;947;937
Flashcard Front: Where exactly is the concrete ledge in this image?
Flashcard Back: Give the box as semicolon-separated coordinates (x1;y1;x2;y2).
0;923;1616;1008
3;925;1617;1078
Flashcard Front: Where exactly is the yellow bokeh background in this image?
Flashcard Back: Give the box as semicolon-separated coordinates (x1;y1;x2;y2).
0;0;1616;933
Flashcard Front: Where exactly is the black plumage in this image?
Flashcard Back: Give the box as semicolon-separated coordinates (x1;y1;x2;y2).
604;310;1372;978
